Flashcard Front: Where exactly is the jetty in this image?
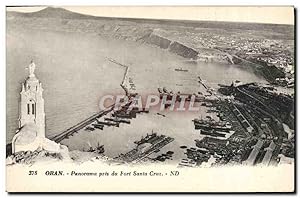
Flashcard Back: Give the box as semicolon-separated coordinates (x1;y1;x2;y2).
50;104;115;143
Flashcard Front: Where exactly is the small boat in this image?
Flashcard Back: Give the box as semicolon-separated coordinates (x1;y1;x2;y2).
96;119;120;127
92;124;104;130
104;117;131;124
156;113;166;117
85;126;95;131
175;68;188;72
178;159;197;167
162;87;168;93
87;143;105;154
113;112;134;119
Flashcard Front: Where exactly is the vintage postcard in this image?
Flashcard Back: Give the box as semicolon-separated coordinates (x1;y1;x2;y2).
6;6;295;192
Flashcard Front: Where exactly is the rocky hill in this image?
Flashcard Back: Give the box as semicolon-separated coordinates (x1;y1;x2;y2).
7;7;95;19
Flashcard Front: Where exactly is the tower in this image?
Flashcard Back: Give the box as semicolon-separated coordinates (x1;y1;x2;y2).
18;61;45;138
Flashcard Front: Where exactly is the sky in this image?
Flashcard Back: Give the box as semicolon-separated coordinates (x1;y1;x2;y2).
6;6;294;25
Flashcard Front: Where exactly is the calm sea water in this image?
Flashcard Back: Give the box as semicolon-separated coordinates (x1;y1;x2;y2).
6;27;266;161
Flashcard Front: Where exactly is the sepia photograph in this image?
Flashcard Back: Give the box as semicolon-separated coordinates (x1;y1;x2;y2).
5;5;295;193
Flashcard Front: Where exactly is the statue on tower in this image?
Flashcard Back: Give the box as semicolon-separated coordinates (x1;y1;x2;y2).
12;60;47;154
27;60;36;77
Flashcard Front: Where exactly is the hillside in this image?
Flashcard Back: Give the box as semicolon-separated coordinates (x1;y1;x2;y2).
7;7;294;37
6;7;295;83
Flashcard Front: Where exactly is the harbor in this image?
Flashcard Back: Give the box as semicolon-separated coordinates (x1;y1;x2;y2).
7;56;294;166
9;60;293;166
5;6;295;194
177;79;294;167
6;10;294;166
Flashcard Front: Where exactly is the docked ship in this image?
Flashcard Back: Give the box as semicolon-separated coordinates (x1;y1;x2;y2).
193;119;232;132
134;132;161;145
178;159;197;167
104;117;131;124
117;132;174;163
96;118;120;127
200;129;226;138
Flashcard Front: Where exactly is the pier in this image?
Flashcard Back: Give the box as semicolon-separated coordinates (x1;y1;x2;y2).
50;105;115;143
50;58;133;143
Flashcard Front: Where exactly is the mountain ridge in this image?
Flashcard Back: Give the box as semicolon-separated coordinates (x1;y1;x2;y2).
7;6;294;31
